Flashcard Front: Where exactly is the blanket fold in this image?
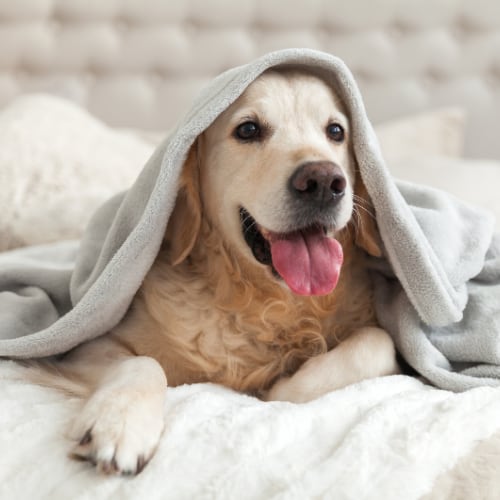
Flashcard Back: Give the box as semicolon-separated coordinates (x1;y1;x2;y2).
0;48;498;392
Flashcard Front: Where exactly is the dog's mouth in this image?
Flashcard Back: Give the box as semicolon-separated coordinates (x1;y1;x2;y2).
239;208;343;296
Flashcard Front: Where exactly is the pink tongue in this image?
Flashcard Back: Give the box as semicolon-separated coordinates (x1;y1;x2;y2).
270;229;343;296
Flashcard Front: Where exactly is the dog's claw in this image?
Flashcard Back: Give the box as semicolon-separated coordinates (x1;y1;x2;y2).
99;457;120;475
79;428;93;446
136;454;147;474
69;449;91;462
69;431;157;476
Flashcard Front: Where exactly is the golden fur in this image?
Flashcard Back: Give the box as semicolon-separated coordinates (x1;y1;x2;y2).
25;69;399;475
114;221;378;395
110;70;383;396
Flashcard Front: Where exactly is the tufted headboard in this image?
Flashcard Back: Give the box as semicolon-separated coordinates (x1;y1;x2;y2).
2;0;500;159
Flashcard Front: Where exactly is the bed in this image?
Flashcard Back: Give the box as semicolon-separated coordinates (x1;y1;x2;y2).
2;1;500;499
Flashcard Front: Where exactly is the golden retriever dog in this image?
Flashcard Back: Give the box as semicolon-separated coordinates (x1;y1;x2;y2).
29;69;400;475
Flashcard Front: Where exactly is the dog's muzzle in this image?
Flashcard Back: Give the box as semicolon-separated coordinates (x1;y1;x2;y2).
239;207;344;296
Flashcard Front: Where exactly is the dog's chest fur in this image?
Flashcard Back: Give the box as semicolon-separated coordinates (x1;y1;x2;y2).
114;233;378;396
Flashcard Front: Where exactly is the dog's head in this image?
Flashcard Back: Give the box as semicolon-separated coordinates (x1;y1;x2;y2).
166;69;381;295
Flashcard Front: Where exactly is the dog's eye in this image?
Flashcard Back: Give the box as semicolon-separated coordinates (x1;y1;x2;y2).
235;121;261;141
326;123;345;143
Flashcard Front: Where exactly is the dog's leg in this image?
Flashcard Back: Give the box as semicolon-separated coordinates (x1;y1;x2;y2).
58;335;167;475
266;327;399;403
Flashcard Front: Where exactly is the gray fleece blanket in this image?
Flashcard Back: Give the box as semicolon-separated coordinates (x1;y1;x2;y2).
1;48;498;392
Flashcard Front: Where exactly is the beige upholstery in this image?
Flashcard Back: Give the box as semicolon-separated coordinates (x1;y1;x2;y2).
2;0;500;158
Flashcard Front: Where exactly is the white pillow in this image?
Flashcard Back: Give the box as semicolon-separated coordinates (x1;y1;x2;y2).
389;155;500;231
0;95;154;251
374;108;466;162
0;96;470;250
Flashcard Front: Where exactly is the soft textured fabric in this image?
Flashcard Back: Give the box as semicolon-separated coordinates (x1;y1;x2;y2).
0;48;498;392
2;362;500;500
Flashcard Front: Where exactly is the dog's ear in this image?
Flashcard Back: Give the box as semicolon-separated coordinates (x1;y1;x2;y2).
353;174;383;258
165;142;202;265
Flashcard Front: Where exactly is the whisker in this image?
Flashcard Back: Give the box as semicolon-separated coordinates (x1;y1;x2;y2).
243;222;258;236
241;215;255;226
353;199;376;221
352;194;373;209
354;205;375;221
350;207;361;231
351;202;374;236
240;212;259;237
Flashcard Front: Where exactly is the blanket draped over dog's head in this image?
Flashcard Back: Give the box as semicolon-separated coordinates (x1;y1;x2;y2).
1;48;498;392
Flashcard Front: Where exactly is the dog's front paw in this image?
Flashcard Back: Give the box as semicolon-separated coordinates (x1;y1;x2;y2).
69;384;165;475
70;386;165;475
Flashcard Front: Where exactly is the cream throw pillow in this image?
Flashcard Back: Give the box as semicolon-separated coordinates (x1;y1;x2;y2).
389;155;500;230
375;108;466;162
0;95;152;251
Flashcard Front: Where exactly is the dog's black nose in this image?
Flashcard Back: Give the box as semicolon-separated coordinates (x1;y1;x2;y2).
289;161;346;206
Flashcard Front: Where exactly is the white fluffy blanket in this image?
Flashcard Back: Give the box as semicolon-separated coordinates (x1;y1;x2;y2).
2;361;500;499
